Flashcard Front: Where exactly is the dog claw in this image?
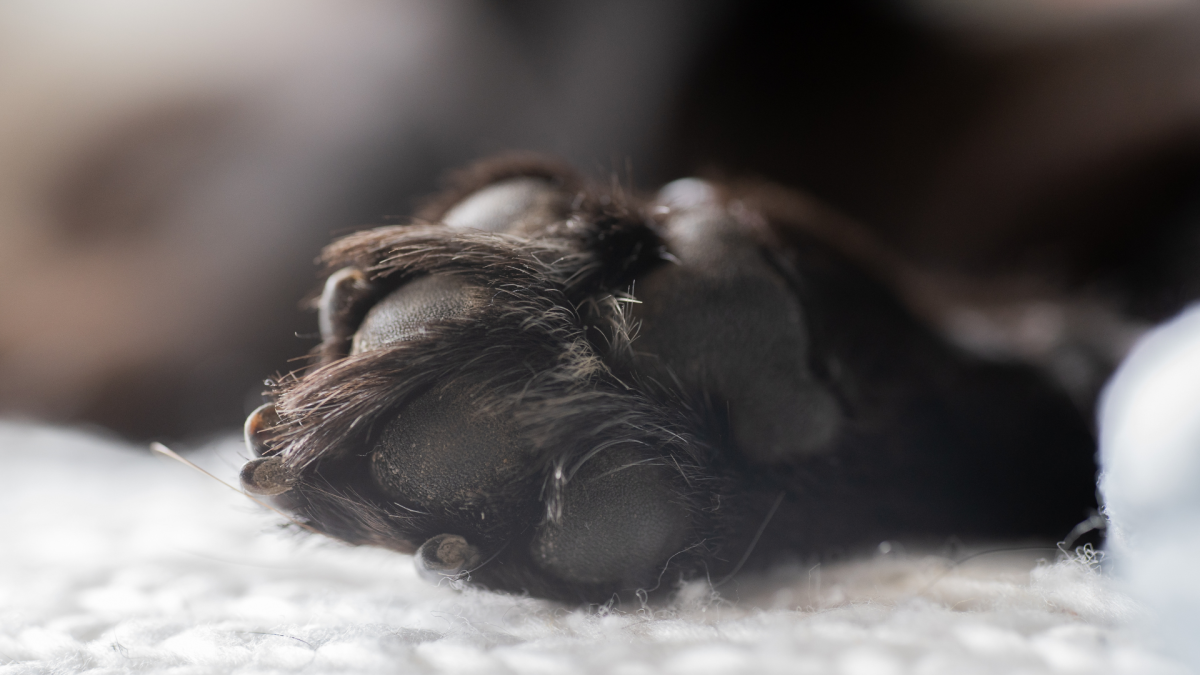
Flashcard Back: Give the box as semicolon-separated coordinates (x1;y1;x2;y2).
319;267;369;342
243;402;279;458
239;456;296;496
414;534;481;583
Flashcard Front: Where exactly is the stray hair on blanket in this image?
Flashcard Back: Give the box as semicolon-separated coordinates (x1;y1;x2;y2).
150;442;322;535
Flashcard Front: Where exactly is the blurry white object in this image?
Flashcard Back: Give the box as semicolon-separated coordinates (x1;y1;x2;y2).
1101;302;1200;669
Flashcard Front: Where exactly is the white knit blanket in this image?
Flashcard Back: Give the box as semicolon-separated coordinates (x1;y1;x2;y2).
0;424;1180;675
2;306;1199;674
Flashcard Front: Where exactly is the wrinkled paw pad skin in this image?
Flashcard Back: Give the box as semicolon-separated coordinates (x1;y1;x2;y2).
241;155;1099;602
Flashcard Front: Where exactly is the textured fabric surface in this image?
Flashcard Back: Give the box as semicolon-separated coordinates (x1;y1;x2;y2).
0;422;1190;675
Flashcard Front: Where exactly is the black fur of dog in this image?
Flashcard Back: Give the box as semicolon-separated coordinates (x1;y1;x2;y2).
240;156;1097;602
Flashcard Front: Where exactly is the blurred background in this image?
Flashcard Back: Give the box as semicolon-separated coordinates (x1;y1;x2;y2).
3;0;1200;444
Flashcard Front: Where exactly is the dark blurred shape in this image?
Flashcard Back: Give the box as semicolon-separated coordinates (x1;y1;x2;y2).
667;0;1200;285
2;0;1199;441
660;0;1200;414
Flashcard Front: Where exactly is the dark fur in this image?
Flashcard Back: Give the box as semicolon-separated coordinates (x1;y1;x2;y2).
250;156;1098;602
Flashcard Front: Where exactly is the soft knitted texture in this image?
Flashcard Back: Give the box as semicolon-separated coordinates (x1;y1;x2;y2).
0;422;1190;675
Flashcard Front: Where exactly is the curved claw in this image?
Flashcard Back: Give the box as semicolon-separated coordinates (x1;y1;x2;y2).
239;456;296;496
318;267;369;342
244;402;280;458
414;534;481;583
